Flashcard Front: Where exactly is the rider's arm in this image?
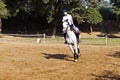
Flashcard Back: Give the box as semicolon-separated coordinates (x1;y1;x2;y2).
68;14;74;28
69;15;74;25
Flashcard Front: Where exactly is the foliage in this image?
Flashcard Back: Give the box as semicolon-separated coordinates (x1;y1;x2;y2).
0;0;9;18
100;0;120;21
85;7;103;25
1;0;120;34
68;1;85;24
82;0;103;25
4;0;30;16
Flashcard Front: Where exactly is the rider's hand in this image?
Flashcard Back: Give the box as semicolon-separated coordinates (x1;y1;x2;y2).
65;19;68;22
70;24;73;28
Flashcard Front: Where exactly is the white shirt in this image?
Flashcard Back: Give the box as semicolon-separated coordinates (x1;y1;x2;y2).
62;22;70;33
62;14;73;25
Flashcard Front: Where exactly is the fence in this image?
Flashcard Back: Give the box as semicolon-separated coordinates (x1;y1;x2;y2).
2;34;120;46
35;34;120;46
80;36;120;46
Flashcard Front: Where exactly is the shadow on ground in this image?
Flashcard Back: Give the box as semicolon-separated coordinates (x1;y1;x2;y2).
97;34;120;38
92;70;120;80
107;51;120;58
42;53;73;61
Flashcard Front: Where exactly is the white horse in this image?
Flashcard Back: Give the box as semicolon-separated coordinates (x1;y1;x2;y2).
62;22;80;62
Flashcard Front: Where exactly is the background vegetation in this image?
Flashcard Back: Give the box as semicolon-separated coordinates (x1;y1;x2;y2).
0;0;120;36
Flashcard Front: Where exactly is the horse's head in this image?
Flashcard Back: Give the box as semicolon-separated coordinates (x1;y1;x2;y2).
62;22;70;33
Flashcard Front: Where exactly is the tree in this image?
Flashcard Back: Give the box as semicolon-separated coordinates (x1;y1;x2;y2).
111;0;120;21
0;0;9;33
85;7;103;34
100;0;120;33
81;0;103;34
30;0;85;37
112;3;120;28
4;0;31;16
68;0;85;24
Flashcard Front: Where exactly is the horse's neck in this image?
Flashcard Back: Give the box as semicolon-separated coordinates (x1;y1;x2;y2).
66;24;71;31
63;22;72;33
67;27;74;36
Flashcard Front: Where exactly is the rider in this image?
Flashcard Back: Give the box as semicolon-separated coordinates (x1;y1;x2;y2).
62;8;80;44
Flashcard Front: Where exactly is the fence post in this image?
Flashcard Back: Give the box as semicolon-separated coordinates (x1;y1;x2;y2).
105;34;108;46
36;33;41;43
37;38;41;43
43;33;46;43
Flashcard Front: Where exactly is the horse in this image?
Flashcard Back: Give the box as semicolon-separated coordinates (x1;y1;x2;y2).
62;22;80;62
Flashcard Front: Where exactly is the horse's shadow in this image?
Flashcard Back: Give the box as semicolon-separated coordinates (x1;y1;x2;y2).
107;51;120;58
42;53;73;61
91;70;120;80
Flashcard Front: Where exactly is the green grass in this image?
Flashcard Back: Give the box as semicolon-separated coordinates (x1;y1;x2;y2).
107;38;120;46
17;37;64;44
81;38;106;45
8;36;120;46
81;38;120;46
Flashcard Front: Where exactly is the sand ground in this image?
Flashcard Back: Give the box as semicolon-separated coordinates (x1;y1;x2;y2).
0;41;120;80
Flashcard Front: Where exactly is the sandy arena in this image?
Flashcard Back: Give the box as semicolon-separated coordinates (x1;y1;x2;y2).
0;42;120;80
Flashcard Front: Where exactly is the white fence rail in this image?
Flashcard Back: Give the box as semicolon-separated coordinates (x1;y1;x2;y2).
3;33;46;43
2;34;120;46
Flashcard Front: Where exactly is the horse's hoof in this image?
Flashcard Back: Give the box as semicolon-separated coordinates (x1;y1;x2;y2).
78;49;80;54
78;53;81;56
76;54;78;59
74;53;78;60
74;59;78;62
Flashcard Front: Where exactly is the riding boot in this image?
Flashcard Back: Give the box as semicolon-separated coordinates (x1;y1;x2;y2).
74;49;78;60
64;33;67;44
76;32;80;43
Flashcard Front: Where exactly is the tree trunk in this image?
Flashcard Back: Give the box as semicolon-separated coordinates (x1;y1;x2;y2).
0;18;2;33
51;26;56;38
116;15;119;22
0;19;2;37
90;25;93;35
116;15;120;29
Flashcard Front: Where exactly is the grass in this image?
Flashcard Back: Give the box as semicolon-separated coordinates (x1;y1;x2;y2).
81;38;120;46
1;35;120;46
107;38;120;46
17;37;64;44
19;37;120;46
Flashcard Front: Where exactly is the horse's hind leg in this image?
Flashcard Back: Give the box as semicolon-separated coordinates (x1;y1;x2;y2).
68;44;74;54
68;44;77;62
73;43;79;62
76;42;81;57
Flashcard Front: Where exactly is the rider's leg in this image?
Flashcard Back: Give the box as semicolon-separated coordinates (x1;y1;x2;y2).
71;25;80;43
76;32;80;55
64;33;67;44
75;32;80;43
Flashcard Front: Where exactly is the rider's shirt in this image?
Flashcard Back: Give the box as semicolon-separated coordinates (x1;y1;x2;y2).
62;14;73;25
62;14;80;34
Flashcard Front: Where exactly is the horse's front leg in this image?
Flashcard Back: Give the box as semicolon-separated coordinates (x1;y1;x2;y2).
73;42;79;62
68;43;74;54
74;42;78;54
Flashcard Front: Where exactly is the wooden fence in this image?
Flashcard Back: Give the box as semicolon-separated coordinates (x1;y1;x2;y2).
2;34;120;46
